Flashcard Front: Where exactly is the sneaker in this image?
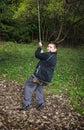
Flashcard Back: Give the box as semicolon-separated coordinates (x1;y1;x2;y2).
19;104;32;111
36;103;44;110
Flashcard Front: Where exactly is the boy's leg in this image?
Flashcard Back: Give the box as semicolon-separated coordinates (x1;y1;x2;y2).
23;76;37;106
36;84;44;105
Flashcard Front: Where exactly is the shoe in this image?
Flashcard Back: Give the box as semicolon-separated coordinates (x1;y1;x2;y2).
19;104;32;111
36;103;44;110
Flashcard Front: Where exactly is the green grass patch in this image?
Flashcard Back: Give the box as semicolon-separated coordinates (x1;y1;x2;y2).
0;41;84;114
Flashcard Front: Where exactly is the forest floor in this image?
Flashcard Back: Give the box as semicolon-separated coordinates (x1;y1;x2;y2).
0;80;84;130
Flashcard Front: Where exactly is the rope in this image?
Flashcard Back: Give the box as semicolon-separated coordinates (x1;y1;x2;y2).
37;0;41;42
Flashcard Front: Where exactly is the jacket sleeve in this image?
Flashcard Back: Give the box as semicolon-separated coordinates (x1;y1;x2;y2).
35;47;49;60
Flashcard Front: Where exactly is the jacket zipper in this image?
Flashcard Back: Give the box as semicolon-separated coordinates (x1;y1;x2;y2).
36;65;40;74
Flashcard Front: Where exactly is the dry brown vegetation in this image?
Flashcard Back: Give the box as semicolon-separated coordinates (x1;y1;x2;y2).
0;80;84;130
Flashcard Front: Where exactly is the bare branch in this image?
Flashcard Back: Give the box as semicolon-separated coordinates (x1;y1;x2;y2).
56;17;84;44
56;22;64;42
48;31;57;41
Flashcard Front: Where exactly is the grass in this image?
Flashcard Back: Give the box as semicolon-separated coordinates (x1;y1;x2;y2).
0;41;84;114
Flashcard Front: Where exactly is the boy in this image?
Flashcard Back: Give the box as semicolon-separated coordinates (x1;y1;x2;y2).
19;41;57;111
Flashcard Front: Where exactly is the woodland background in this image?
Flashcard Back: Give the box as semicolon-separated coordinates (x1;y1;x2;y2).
0;0;84;46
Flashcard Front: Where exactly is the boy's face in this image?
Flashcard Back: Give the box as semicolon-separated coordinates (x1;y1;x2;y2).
47;44;57;52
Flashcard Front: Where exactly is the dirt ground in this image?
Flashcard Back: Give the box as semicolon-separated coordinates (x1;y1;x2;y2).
0;80;84;130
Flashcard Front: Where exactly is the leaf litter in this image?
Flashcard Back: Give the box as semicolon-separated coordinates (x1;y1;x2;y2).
0;80;84;130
